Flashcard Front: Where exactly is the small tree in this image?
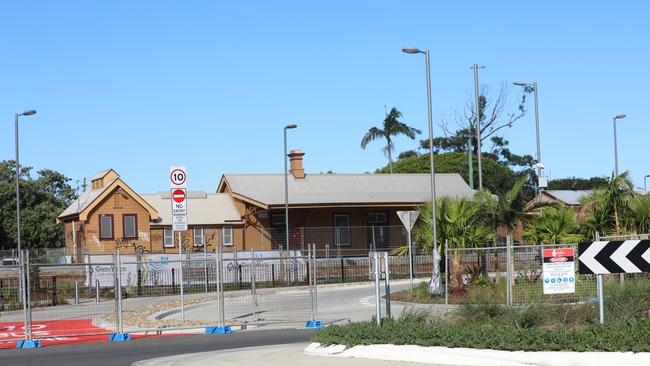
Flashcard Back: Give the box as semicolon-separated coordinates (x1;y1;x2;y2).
524;207;583;244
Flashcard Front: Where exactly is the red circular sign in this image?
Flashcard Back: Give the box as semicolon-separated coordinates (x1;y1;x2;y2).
172;189;186;203
170;168;186;186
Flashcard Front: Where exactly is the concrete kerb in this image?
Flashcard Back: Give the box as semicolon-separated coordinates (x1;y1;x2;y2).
305;343;650;366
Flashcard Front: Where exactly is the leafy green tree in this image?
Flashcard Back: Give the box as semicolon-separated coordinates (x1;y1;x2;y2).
524;207;583;244
0;160;76;250
376;152;518;196
626;194;650;234
361;107;421;174
548;177;609;190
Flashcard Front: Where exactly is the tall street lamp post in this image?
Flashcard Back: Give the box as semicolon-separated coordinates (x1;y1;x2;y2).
612;114;626;177
513;81;543;191
15;110;37;255
283;124;298;251
402;47;442;296
644;175;650;195
472;64;485;189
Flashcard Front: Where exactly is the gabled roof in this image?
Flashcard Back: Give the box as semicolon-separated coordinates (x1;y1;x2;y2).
141;192;242;226
218;173;475;208
543;190;593;205
58;170;159;222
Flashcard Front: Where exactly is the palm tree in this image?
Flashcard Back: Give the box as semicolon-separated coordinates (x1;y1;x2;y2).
413;197;494;292
361;107;421;173
523;207;583;244
473;177;529;236
627;194;650;234
579;171;635;236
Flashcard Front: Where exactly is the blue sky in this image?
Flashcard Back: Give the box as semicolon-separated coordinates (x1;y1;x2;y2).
1;1;648;193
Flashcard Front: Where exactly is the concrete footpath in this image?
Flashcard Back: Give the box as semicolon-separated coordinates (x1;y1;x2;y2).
131;343;434;366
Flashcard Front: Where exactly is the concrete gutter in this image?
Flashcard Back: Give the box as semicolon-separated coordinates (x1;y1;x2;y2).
305;343;650;366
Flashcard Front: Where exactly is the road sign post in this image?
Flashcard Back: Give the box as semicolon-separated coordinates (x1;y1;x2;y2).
169;166;188;322
397;211;419;294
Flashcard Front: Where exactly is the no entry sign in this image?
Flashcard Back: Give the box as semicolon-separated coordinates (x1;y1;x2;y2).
171;188;187;216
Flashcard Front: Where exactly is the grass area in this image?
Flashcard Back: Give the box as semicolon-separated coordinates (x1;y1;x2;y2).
312;278;650;352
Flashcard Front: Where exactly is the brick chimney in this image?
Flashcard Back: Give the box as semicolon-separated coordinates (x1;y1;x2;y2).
288;149;305;179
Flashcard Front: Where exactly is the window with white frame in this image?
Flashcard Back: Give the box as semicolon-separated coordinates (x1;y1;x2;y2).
99;214;113;240
223;226;233;246
163;228;173;248
193;227;204;246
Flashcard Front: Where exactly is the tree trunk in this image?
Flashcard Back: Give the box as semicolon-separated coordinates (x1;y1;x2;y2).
450;252;464;293
387;147;393;174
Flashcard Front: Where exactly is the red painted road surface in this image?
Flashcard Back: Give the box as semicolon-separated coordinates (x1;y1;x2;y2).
0;320;175;349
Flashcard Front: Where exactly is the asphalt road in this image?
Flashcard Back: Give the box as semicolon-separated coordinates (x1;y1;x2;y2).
0;328;315;366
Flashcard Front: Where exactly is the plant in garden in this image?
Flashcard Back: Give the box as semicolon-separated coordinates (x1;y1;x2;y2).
414;197;494;292
579;171;635;237
523;206;583;244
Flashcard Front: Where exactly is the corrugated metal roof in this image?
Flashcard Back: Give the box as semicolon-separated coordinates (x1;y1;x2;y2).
223;173;475;206
545;190;593;205
141;192;241;226
58;180;115;218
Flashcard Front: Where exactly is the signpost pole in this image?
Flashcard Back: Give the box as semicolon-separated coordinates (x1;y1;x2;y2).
178;231;185;322
595;232;605;325
373;252;381;326
407;215;414;295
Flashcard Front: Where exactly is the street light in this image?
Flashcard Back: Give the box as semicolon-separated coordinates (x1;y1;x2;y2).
613;114;626;177
513;81;543;191
644;175;650;195
402;46;442;296
283;124;298;252
471;64;485;189
15;110;37;255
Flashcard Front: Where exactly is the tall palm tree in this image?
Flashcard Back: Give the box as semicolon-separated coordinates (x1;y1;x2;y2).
361;107;421;173
626;194;650;234
523;207;583;244
473;177;528;236
579;171;635;236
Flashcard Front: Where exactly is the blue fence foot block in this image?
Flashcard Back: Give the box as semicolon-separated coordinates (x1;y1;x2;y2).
16;340;41;349
205;326;233;334
108;333;131;342
305;320;324;329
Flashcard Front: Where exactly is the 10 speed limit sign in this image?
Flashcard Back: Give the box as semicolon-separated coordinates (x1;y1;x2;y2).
169;166;187;188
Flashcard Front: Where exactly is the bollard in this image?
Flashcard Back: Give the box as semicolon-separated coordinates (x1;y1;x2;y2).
171;268;176;293
52;276;57;306
96;279;100;302
74;281;79;305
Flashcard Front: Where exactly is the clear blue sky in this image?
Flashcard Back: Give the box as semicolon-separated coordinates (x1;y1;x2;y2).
1;1;648;193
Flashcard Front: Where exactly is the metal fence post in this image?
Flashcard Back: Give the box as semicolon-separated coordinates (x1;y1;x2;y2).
216;244;225;327
74;281;79;305
308;245;314;321
204;241;209;300
506;236;513;306
312;244;318;322
383;252;391;318
115;250;124;335
21;251;33;342
96;279;100;302
251;249;258;322
444;239;448;307
325;244;331;283
373;251;381;325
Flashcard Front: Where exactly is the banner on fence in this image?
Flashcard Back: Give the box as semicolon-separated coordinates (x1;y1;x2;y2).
542;248;575;294
85;250;305;287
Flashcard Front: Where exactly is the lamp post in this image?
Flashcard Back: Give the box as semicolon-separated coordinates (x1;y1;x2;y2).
283;124;298;252
471;64;485;189
612;114;626;177
402;47;442;296
513;81;543;190
644;175;650;195
15;110;37;255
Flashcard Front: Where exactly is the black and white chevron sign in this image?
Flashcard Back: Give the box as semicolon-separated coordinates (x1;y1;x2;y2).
578;240;650;274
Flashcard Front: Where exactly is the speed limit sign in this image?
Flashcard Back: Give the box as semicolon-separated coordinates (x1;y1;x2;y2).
169;166;187;188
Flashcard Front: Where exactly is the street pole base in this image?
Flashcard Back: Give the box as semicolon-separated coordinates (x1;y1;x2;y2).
205;326;232;334
16;340;41;349
108;333;131;342
305;320;324;328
